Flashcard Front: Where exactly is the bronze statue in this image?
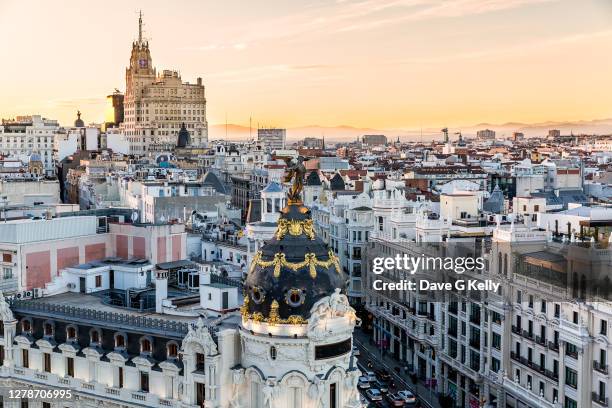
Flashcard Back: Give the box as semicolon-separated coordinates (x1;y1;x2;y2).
282;156;307;203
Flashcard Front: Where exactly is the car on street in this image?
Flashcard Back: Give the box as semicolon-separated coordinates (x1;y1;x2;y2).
360;370;376;382
386;392;407;407
365;389;383;401
358;376;371;389
373;379;389;393
375;368;392;382
397;390;418;406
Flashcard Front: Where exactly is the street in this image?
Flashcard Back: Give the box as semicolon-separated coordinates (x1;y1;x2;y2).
353;330;439;408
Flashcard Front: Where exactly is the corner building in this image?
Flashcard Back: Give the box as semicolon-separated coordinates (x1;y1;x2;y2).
0;191;361;407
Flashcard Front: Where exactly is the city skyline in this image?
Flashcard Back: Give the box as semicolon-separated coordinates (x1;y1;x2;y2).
1;0;612;135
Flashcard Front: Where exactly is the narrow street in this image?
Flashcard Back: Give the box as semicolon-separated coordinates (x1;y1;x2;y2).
353;329;442;408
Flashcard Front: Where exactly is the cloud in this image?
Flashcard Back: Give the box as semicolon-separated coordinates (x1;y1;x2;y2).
48;97;104;108
391;28;612;64
337;0;558;32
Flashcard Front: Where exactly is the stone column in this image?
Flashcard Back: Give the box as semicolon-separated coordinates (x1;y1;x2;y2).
3;320;17;369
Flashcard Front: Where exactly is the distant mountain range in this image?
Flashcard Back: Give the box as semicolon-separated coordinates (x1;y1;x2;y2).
209;118;612;142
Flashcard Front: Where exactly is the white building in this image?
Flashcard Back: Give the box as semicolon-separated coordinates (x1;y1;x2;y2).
0;115;60;176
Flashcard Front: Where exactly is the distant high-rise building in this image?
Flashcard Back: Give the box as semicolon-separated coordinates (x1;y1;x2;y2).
477;129;496;140
302;137;323;148
513;132;524;141
548;129;561;139
121;12;208;154
257;128;286;151
362;134;387;145
104;90;124;129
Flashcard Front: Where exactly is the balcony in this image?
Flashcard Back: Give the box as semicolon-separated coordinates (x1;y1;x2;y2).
522;330;534;341
594;361;609;375
512;325;522;335
593;392;609;407
544;370;559;382
566;349;578;360
535;336;547;346
548;341;559;352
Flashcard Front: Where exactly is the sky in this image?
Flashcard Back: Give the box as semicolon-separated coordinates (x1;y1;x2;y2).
1;0;611;132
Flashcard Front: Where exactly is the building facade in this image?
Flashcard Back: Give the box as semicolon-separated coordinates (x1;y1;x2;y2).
122;14;208;154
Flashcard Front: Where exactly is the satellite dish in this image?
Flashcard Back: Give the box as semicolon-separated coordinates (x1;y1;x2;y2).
131;211;139;223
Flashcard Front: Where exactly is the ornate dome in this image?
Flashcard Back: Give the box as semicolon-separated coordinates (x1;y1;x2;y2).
242;202;347;325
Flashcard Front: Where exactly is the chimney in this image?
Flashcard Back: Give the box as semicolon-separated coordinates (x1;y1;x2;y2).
197;77;202;86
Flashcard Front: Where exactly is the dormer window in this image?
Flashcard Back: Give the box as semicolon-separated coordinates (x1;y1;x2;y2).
115;334;126;348
90;329;101;344
66;326;77;340
43;322;54;337
140;337;152;354
21;319;31;333
167;342;178;358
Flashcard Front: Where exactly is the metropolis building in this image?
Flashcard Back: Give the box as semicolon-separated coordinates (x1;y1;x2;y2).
122;13;208;155
0;183;361;407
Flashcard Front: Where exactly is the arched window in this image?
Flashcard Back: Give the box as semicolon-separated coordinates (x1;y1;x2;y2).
43;322;54;337
141;337;152;353
90;329;100;344
167;342;178;358
66;326;77;340
115;333;126;348
21;319;31;333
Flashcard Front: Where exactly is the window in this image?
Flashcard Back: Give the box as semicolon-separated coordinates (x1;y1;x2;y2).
601;320;607;336
554;304;560;318
3;267;12;279
141;338;152;353
115;334;125;348
118;367;124;388
140;371;149;392
491;357;500;372
95;275;102;288
66;357;74;377
270;346;277;360
91;330;100;344
21;320;31;333
516;290;522;303
329;383;337;408
43;353;51;373
196;353;205;371
565;367;577;388
572;311;578;324
44;323;53;337
541;300;546;313
167;343;178;358
2;253;11;263
22;349;29;368
564;397;577;408
67;326;76;340
492;333;501;350
528;295;533;308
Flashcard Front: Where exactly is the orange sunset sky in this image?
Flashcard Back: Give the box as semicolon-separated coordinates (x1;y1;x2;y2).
0;0;611;132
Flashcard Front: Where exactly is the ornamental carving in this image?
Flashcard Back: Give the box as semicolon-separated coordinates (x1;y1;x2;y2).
182;317;218;356
276;218;315;240
249;250;341;278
